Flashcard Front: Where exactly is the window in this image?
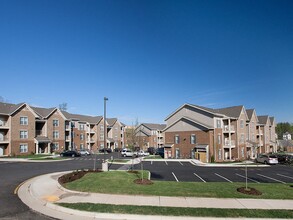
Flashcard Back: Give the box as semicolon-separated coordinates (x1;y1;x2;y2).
80;144;84;150
216;119;221;128
53;119;59;127
175;135;180;144
52;143;59;151
241;147;244;157
20;117;28;125
217;134;221;144
218;149;222;160
53;131;59;139
240;120;244;129
100;125;104;131
20;144;28;153
154;137;156;142
20;130;28;139
80;134;84;140
79;124;85;130
240;134;245;143
100;133;104;141
191;134;196;144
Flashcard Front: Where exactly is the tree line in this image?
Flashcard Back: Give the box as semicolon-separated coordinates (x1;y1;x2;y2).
276;122;293;139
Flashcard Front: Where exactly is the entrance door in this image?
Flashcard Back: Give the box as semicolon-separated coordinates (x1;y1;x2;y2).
175;148;180;159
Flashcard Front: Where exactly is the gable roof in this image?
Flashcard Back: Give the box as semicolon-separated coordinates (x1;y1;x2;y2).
141;123;166;131
269;117;275;125
163;116;213;132
257;115;270;125
31;106;56;119
246;109;254;120
61;111;103;124
107;118;117;127
0;102;23;115
215;105;246;118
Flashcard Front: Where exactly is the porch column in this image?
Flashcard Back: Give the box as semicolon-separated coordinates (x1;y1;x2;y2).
228;119;232;161
35;142;39;155
48;143;51;154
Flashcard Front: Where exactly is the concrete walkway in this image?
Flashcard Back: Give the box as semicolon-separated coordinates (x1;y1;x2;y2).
17;171;293;220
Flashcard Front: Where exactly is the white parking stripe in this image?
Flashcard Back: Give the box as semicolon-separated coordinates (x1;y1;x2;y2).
194;173;206;183
277;174;293;180
178;161;184;166
151;161;153;165
165;161;168;166
215;173;233;183
257;174;286;184
235;173;260;183
172;172;179;182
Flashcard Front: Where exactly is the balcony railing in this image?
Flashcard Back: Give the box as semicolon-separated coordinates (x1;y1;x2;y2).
0;122;9;128
224;140;235;148
87;129;95;134
223;125;235;133
256;130;263;136
0;137;9;143
87;138;95;143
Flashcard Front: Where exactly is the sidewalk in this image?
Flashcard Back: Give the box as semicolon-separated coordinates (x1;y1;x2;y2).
17;171;293;220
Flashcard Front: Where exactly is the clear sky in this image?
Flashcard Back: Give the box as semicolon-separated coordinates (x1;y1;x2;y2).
0;0;292;125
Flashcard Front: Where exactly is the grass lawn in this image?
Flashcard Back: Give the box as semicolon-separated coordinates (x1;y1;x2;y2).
58;203;293;218
64;171;293;199
109;159;130;163
29;157;66;160
5;154;52;159
144;155;163;159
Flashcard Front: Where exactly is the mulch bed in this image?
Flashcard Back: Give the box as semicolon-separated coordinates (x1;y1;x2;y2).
237;187;262;196
134;178;153;185
58;169;101;185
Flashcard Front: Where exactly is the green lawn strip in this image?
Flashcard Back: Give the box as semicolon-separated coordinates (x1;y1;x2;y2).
144;155;163;159
29;157;66;160
109;159;130;163
58;203;293;218
64;171;293;199
5;154;53;159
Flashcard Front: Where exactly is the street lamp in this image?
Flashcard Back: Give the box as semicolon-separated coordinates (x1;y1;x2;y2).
104;97;108;162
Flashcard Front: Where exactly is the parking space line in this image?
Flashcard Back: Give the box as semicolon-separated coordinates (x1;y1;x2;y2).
172;172;179;182
165;161;168;166
215;173;233;183
178;161;184;166
151;161;153;165
193;173;206;183
235;173;260;183
277;174;293;180
257;174;286;184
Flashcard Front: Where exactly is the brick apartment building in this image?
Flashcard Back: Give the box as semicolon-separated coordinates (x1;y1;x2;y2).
0;101;124;156
135;123;166;151
163;103;276;162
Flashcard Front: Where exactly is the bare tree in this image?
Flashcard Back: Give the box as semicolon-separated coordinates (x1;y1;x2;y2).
59;102;68;111
0;96;4;102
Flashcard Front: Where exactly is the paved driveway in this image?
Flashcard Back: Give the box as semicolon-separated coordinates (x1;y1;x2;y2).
137;161;293;184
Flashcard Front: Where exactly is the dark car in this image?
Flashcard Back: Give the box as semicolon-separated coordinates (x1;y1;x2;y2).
155;148;164;158
99;148;112;153
60;150;81;157
276;154;293;164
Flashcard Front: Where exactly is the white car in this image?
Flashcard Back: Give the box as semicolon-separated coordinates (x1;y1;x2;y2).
256;154;278;165
79;149;91;156
134;150;150;157
121;149;134;157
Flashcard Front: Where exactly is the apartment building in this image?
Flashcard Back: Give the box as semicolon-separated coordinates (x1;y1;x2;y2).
96;118;125;151
0;101;124;156
135;123;166;151
163;103;276;162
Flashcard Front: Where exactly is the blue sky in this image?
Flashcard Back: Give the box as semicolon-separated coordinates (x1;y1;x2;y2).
0;0;292;124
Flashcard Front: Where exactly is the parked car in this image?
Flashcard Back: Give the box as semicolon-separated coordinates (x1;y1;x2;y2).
147;147;155;155
79;149;91;156
275;154;293;164
155;148;164;158
256;154;278;165
134;150;150;157
99;148;112;153
121;149;134;157
60;150;81;157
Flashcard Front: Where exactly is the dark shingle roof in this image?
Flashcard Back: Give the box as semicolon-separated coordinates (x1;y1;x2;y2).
0;102;24;115
246;109;254;120
107;118;117;127
258;115;269;125
61;111;102;124
31;106;56;118
215;105;244;118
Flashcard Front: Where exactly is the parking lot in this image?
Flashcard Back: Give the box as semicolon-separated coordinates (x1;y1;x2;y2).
133;161;293;184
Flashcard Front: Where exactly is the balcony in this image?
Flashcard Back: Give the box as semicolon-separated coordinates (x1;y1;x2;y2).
223;125;235;133
36;130;44;136
256;130;263;136
0;122;9;129
65;136;70;142
87;138;95;143
0;137;9;144
87;129;95;134
65;125;71;131
223;139;236;148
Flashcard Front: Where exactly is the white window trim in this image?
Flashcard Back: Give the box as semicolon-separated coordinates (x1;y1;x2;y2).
20;116;28;125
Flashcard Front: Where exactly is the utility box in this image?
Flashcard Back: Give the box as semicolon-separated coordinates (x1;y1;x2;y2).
102;161;108;172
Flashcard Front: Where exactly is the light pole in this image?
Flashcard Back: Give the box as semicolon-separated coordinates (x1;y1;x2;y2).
104;97;108;163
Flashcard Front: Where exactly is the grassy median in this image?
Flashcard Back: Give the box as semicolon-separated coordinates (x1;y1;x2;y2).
63;171;293;199
58;203;293;218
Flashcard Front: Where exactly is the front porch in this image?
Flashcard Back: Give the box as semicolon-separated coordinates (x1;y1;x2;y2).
34;136;51;154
